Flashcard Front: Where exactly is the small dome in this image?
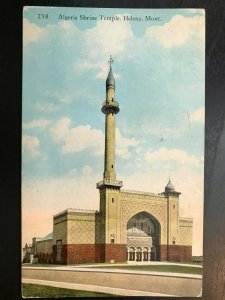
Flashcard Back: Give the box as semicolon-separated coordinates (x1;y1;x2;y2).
106;66;115;87
165;179;175;192
127;227;148;237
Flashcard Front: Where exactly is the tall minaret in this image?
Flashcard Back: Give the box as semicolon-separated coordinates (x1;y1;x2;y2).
97;56;123;189
96;57;122;248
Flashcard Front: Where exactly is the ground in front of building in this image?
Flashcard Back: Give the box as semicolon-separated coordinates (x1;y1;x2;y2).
22;262;202;297
88;264;202;274
22;261;202;274
22;283;115;298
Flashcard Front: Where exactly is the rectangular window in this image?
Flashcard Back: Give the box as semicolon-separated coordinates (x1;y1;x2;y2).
112;198;114;203
111;238;115;244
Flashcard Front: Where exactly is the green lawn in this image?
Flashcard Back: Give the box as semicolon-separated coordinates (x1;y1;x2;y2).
22;283;115;297
91;264;202;275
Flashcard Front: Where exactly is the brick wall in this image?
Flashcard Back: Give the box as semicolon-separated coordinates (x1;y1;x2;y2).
160;245;168;261
52;243;192;264
104;244;127;262
160;245;192;262
52;243;127;264
66;244;96;264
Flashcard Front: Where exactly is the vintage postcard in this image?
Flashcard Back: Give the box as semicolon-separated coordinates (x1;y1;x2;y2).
22;6;205;297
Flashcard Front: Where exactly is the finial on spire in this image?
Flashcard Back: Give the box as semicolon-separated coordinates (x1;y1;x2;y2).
106;55;115;88
108;55;114;68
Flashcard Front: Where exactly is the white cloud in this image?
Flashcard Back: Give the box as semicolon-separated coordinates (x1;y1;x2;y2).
68;168;78;176
23;18;46;46
74;14;134;79
116;128;140;159
82;165;93;176
50;117;104;154
22;135;40;158
74;12;204;83
86;14;133;58
35;102;59;112
146;15;205;48
54;92;73;103
74;60;121;80
60;20;75;30
190;108;204;123
75;60;97;71
145;147;202;167
50;118;140;158
23;119;51;129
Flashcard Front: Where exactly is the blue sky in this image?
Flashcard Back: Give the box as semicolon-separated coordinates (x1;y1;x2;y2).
22;7;204;255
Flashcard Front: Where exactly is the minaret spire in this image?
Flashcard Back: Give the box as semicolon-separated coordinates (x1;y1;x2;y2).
106;55;115;89
97;57;123;189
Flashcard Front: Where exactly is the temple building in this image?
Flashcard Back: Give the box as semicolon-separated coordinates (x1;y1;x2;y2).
23;58;193;264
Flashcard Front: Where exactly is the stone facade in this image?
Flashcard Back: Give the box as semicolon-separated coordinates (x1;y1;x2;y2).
35;239;53;263
36;239;53;254
30;181;193;265
178;218;193;245
48;186;193;264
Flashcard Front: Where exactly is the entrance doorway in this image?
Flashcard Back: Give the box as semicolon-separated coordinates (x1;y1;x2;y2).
126;211;160;261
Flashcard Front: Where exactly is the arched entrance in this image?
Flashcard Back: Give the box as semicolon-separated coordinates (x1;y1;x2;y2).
126;211;160;262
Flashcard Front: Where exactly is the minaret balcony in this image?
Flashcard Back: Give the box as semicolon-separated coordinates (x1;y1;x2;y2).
96;178;123;189
101;100;120;114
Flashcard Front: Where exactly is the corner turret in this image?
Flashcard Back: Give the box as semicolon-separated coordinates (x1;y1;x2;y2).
163;179;181;197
